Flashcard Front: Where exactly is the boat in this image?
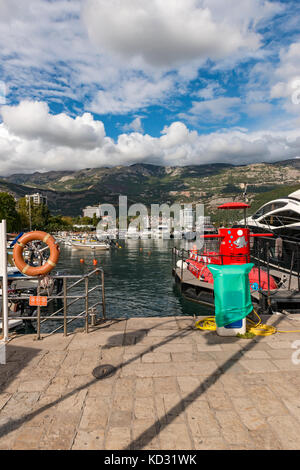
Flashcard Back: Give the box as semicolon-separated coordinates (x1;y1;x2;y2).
173;202;280;309
71;240;110;250
240;189;300;241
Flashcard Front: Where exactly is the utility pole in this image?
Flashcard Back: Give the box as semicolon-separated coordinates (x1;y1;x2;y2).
28;197;32;231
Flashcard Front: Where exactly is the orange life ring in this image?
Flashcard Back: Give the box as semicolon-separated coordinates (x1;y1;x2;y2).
13;231;60;276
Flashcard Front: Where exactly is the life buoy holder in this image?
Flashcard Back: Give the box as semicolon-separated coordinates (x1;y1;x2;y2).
13;231;60;277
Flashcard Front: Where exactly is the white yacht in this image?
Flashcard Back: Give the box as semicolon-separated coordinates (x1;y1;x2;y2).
241;189;300;240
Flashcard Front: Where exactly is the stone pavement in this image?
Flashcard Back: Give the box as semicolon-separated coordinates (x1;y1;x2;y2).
0;314;300;450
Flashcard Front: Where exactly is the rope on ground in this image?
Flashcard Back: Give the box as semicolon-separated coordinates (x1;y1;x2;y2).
194;309;300;337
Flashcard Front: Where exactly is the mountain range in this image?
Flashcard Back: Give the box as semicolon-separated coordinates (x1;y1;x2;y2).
1;159;300;217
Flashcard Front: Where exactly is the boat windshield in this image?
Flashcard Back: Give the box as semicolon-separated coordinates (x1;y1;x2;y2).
252;201;287;220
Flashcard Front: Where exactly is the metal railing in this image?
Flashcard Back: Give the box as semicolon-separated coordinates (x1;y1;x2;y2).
1;268;106;339
250;236;300;309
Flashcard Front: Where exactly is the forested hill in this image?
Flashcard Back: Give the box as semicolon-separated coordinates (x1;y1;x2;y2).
1;159;300;217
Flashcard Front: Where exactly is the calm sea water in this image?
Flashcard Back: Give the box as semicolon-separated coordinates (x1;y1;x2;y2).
36;238;212;334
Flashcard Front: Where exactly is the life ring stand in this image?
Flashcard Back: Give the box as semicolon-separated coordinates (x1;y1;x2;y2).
13;231;60;277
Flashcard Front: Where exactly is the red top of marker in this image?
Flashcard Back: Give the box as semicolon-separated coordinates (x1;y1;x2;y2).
217;202;251;210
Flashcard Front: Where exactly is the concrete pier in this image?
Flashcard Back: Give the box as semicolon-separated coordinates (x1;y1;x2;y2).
0;315;300;450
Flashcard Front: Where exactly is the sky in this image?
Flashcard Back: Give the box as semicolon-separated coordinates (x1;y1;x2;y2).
1;0;300;174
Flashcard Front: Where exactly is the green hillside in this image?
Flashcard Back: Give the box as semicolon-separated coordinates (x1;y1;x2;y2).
1;159;300;216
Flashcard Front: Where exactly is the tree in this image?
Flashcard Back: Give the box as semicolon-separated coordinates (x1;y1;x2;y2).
31;203;51;230
0;192;21;232
17;197;30;229
92;214;100;227
46;215;71;231
17;197;51;231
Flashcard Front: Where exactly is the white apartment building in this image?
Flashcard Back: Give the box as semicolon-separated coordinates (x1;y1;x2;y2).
25;193;47;206
82;206;101;218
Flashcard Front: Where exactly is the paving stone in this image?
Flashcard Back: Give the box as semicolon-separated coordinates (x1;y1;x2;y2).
131;419;160;450
282;397;300;422
196;343;223;352
136;378;153;397
185;399;221;438
11;425;45;450
247;385;289;417
109;410;132;428
88;376;116;397
105;426;131;450
0;416;21;450
0;393;11;411
46;376;69;395
219;374;247;397
39;420;76;450
18;378;51;393
177;376;201;396
268;341;295;349
113;392;134;412
268;415;300;449
193;436;229;450
239;359;279;373
72;429;105;450
171;352;195;362
114;377;135;395
158;423;192;450
154;377;178;394
266;348;297;359
206;390;233;411
231;397;266;431
248;425;283;450
1;392;41;419
263;373;299;399
134;396;156;420
1;319;300;450
215;410;253;446
79;397;110;430
272;359;300;371
146;342;194;353
142;352;171;363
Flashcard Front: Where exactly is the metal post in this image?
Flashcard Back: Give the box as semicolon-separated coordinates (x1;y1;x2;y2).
63;277;67;336
85;277;89;334
1;220;8;343
180;249;184;292
257;238;262;310
36;278;41;340
101;271;106;320
288;251;295;291
28;198;32;232
267;241;271;309
297;243;300;291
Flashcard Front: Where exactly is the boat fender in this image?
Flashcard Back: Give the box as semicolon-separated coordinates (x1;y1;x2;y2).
177;260;188;270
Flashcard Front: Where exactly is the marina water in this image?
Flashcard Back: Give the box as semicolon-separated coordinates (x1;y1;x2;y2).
40;238;212;334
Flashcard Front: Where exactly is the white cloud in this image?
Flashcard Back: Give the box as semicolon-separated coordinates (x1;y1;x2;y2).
1;101;105;149
89;75;175;115
0;100;300;176
179;97;241;124
270;42;300;107
0;0;285;117
83;0;265;68
122;117;144;133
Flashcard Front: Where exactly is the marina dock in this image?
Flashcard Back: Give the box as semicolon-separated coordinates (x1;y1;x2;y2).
1;314;300;450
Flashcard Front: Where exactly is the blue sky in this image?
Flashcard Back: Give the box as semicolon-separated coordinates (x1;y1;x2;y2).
1;0;300;174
